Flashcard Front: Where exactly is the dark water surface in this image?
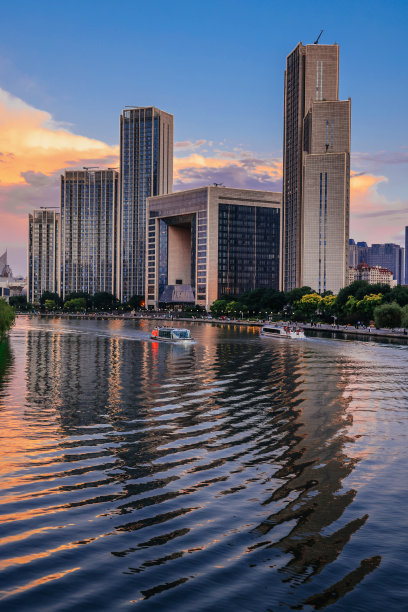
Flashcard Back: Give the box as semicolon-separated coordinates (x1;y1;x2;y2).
0;317;407;611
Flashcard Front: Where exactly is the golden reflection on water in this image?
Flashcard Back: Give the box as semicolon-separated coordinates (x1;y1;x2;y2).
1;318;406;609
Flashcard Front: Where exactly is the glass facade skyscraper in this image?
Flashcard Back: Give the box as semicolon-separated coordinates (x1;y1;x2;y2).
60;169;118;298
218;204;280;296
118;106;173;302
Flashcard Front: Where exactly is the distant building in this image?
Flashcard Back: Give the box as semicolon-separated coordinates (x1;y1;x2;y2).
118;106;173;302
405;227;408;285
283;41;350;294
0;280;10;302
0;250;6;276
349;240;404;285
28;209;60;303
146;186;282;310
349;263;395;287
60;169;118;298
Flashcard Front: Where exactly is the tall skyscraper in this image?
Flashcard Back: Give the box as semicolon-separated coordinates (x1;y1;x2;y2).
283;42;350;293
405;227;408;285
28;209;60;303
118;106;173;302
60;169;118;298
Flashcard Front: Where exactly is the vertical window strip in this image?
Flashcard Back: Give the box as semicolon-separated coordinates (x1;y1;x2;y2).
320;61;323;100
319;173;322;293
324;172;328;291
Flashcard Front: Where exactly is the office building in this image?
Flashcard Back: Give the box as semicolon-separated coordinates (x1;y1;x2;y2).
349;239;404;285
118;106;173;302
146;186;282;310
28;209;60;303
60;169;118;298
283;41;350;294
367;243;404;285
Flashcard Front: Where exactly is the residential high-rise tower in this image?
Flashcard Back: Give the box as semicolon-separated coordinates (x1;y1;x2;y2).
60;169;118;298
283;42;350;293
118;106;173;302
28;209;60;303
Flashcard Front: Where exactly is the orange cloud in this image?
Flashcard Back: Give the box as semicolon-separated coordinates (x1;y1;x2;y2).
350;171;407;244
0;88;118;186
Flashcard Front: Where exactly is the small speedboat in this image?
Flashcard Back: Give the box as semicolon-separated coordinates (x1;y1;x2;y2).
260;325;306;339
151;327;193;342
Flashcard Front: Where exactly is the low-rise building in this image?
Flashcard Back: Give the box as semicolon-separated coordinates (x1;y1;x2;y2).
349;263;396;287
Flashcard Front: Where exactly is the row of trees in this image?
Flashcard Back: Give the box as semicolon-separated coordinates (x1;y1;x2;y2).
10;292;145;313
0;299;15;340
210;282;408;327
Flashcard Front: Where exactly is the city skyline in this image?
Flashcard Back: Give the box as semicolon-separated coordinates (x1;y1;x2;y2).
0;0;407;275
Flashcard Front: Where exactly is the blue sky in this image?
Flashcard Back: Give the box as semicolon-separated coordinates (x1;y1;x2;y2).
0;0;407;273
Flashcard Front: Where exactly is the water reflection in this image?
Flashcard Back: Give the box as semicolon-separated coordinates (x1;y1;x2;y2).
0;318;406;610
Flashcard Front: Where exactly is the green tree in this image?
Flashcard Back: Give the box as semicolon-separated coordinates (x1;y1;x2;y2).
225;301;243;316
91;292;119;311
44;299;57;310
210;300;228;317
356;293;383;322
401;305;408;329
9;295;28;310
0;299;15;339
64;292;91;308
64;298;86;312
386;285;408;307
374;302;402;328
294;293;322;319
285;286;314;305
128;295;145;310
40;291;62;307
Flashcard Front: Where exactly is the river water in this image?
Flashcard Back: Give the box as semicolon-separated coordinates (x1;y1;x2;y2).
0;316;407;611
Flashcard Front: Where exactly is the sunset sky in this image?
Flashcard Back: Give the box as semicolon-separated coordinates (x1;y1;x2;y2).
0;0;407;275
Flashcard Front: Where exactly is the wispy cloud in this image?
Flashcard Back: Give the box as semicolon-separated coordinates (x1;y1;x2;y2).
353;150;408;167
174;139;206;151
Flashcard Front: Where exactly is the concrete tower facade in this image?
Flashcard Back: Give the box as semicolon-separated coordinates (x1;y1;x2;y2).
283;42;350;293
28;209;60;303
60;169;118;298
118;106;173;302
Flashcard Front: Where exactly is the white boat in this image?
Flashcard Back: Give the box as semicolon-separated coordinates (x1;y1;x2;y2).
260;325;306;339
151;327;193;342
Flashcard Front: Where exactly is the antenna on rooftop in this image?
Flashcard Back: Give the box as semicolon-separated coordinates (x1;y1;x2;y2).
83;166;99;170
314;30;323;44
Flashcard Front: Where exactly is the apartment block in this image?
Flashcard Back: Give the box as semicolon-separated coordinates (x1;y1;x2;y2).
28;209;60;303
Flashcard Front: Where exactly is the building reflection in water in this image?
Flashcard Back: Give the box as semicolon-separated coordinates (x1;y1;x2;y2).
15;320;383;607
